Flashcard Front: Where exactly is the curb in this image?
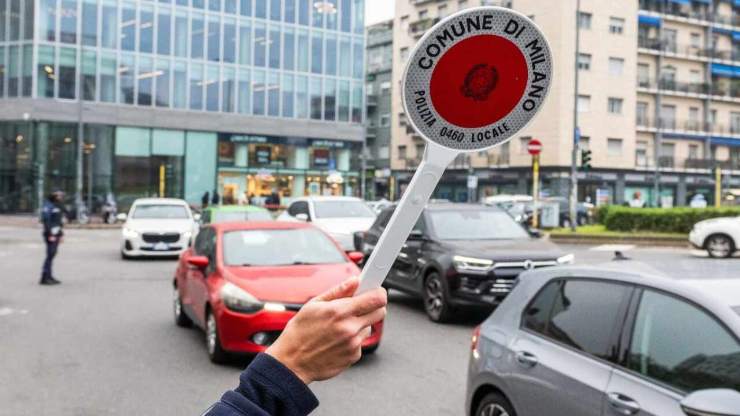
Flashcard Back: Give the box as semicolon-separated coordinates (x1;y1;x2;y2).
549;233;688;247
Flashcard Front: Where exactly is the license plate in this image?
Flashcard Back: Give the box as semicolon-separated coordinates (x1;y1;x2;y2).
154;242;169;251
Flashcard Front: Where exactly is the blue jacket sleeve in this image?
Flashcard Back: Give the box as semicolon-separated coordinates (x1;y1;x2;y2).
202;353;319;416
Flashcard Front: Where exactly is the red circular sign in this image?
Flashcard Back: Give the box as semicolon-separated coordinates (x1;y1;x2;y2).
430;35;528;129
527;138;542;155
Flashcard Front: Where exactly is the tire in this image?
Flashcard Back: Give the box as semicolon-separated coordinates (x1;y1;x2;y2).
205;309;229;364
120;250;131;260
474;392;517;416
422;272;453;323
362;343;380;355
173;285;192;328
706;234;734;259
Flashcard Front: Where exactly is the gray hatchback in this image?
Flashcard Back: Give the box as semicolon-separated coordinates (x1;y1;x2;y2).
466;266;740;416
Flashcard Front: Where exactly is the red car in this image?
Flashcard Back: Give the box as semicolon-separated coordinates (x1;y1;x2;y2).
173;221;383;363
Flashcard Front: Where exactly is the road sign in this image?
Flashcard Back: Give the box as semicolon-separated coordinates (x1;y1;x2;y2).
358;6;553;294
467;175;479;189
527;138;542;155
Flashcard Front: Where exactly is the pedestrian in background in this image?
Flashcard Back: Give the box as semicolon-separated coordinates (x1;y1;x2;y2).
201;191;210;210
212;189;220;206
40;190;65;286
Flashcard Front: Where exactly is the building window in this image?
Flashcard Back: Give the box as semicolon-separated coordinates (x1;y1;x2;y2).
608;97;623;114
608;57;624;76
689;69;701;84
577;95;590;112
380;114;390;127
660;104;676;129
579;136;590;150
577;53;591;70
688;107;700;130
400;47;409;62
608;138;623;157
415;144;424;160
398;145;407;159
400;15;409;30
458;0;468;9
519;136;532;154
636;140;648;167
438;4;448;18
380;81;391;94
609;17;624;34
419;9;428;19
688;144;700;160
637;102;649;126
578;12;592;29
690;32;701;49
731;112;740;134
637;63;650;87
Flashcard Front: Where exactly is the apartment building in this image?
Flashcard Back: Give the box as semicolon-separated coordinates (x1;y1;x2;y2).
391;0;740;206
364;19;393;199
0;0;367;213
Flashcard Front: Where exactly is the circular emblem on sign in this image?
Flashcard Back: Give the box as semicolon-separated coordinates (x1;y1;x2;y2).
402;7;553;152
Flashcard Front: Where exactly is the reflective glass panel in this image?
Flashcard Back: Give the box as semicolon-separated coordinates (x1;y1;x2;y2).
82;0;97;46
311;33;323;74
297;29;309;72
351;81;361;123
238;20;252;65
189;63;204;109
326;0;337;30
254;23;266;66
295;75;308;118
338;80;349;121
157;9;172;55
8;0;20;41
39;0;57;41
22;45;32;96
100;52;116;102
338;37;350;77
138;56;153;105
252;69;265;115
119;54;135;104
191;13;205;59
7;46;19;97
352;37;363;79
238;68;250;114
351;0;362;34
207;16;221;62
173;61;187;108
267;72;279;116
224;0;236;13
240;0;251;16
59;47;77;99
254;0;265;18
140;4;154;53
340;0;350;32
269;26;281;69
222;66;235;112
60;0;78;43
310;77;322;120
324;78;336;121
269;0;280;20
0;46;4;96
174;11;188;57
298;0;308;25
325;34;337;76
37;45;56;98
282;73;294;117
283;28;295;71
223;18;236;63
284;0;295;23
208;0;221;12
155;59;170;107
312;0;323;27
121;2;136;51
206;65;219;111
82;49;97;100
101;0;117;48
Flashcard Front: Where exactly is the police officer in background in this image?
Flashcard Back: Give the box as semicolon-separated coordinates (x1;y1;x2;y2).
40;190;65;286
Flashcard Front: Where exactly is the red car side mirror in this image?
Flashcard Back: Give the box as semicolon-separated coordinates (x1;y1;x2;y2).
187;255;210;269
347;251;364;265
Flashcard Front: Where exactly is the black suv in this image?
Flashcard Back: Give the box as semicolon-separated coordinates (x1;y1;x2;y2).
361;203;573;322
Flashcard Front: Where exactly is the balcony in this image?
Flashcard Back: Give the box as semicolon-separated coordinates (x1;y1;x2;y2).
409;17;440;37
639;0;739;26
401;158;421;169
366;94;378;107
658;156;675;168
637;78;740;101
636;117;735;136
685;158;740;170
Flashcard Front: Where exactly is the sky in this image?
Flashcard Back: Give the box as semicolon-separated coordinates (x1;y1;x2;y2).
365;0;395;25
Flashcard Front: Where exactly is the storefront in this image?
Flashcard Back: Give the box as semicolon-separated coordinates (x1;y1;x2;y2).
0;121;361;213
216;134;361;206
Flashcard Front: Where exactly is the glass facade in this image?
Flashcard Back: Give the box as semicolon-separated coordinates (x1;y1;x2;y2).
0;0;366;212
0;0;365;124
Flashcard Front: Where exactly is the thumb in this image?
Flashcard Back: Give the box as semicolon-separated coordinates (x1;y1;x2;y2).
314;276;360;302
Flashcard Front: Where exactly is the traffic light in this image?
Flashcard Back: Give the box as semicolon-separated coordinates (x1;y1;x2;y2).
580;149;592;171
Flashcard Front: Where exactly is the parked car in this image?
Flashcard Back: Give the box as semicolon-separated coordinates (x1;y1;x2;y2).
278;196;377;251
200;205;273;224
689;215;740;258
466;265;740;416
362;203;573;322
172;221;382;363
120;198;198;259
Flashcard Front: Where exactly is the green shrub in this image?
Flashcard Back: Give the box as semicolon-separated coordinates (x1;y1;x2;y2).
600;206;740;233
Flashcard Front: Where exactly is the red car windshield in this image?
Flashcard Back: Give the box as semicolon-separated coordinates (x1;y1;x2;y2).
223;228;346;267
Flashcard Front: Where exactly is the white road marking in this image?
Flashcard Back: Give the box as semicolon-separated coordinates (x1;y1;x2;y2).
590;244;636;252
0;307;29;317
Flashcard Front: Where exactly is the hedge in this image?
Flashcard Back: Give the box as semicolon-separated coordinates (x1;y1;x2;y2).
599;206;740;234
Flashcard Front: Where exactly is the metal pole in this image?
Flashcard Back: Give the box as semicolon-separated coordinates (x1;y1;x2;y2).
87;147;93;211
653;0;664;208
76;74;84;221
533;154;540;229
360;140;367;199
569;0;581;231
715;166;722;208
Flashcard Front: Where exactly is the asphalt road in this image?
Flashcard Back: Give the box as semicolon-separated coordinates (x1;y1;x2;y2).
1;226;738;416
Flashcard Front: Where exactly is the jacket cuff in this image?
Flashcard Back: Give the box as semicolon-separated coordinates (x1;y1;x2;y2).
241;353;319;414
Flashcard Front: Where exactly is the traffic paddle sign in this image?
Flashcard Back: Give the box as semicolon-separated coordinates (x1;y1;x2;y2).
358;6;552;294
527;138;542;156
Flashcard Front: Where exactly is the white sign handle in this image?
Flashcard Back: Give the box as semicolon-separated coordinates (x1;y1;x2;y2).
357;142;458;294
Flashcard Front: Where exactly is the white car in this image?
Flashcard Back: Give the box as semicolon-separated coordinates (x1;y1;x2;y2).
120;198;198;259
278;196;376;251
689;215;740;258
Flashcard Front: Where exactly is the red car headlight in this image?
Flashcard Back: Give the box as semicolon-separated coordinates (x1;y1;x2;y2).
220;282;263;313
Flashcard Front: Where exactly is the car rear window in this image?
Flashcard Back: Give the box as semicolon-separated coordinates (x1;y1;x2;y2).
314;201;375;219
223;228;346;267
428;209;529;240
212;210;272;223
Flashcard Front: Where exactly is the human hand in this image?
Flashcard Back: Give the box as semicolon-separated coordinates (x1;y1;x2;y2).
265;276;387;385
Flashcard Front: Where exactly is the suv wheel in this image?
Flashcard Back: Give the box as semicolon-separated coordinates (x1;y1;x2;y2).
173;285;192;327
706;234;734;258
423;272;453;323
475;392;517;416
206;310;229;364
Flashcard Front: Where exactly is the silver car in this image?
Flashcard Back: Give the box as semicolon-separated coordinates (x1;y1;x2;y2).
466;266;740;416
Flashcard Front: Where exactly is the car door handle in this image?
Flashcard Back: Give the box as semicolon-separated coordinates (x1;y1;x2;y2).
515;351;538;368
607;393;641;415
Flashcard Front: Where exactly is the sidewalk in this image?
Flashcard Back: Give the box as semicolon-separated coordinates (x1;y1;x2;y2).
0;214;120;229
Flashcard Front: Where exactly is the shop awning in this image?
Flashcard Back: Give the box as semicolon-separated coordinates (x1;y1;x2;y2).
668;0;690;4
691;0;710;4
709;137;740;147
711;63;740;78
735;0;740;7
638;15;662;27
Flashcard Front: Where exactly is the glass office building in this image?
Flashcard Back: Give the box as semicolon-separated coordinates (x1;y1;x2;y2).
0;0;366;212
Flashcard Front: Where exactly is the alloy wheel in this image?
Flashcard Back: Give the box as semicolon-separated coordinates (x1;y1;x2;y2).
206;313;217;355
424;277;444;318
707;235;732;258
479;404;510;416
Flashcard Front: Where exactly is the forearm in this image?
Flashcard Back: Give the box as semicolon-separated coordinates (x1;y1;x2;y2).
203;354;318;416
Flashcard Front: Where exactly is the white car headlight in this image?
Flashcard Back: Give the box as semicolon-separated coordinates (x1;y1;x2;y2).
557;254;575;265
220;281;264;313
453;255;494;272
122;227;139;238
